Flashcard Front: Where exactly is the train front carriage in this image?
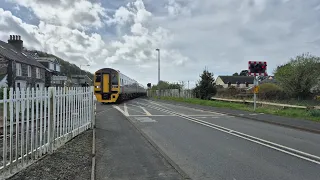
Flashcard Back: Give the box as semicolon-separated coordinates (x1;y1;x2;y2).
94;68;120;103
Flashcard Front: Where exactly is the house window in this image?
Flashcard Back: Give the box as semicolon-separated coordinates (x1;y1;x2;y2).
27;65;31;77
16;63;22;76
36;68;41;79
245;82;249;87
56;64;60;72
49;63;54;70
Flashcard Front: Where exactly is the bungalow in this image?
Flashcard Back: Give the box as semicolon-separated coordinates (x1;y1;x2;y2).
0;35;46;89
216;76;255;88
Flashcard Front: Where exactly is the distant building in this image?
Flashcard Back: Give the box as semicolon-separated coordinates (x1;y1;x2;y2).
260;76;277;84
216;76;255;88
0;35;46;89
71;75;92;87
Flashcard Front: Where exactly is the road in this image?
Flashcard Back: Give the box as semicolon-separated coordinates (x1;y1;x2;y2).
108;98;320;180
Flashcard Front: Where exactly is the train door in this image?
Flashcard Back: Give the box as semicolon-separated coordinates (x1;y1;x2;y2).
103;74;110;93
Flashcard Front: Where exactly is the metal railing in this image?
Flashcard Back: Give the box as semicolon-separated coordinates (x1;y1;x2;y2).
147;89;195;99
0;87;95;179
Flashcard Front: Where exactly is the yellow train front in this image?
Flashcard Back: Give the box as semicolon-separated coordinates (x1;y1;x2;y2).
94;68;147;103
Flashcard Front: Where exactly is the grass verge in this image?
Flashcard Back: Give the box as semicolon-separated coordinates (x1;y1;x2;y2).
156;97;320;122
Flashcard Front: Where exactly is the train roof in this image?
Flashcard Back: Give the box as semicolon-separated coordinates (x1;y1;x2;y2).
95;67;142;84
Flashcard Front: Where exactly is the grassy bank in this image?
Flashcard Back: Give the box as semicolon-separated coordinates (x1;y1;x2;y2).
156;97;320;122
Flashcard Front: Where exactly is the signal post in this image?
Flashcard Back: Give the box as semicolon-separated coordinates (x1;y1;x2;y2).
248;61;267;111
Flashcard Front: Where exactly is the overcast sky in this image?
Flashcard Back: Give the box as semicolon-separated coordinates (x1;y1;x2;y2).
1;0;320;88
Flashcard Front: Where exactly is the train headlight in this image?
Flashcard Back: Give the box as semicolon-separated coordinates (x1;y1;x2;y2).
95;86;100;88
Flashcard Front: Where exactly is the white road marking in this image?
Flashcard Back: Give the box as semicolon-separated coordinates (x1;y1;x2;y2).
140;99;225;115
135;117;157;123
134;101;320;165
124;103;129;116
128;115;176;117
125;106;146;114
239;114;244;116
140;106;152;116
249;113;258;116
112;105;128;117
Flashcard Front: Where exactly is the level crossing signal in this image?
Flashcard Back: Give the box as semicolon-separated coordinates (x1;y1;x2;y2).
248;61;267;76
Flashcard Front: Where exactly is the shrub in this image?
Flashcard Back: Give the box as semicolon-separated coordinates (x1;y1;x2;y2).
258;83;287;100
309;109;320;117
216;86;242;98
0;88;3;100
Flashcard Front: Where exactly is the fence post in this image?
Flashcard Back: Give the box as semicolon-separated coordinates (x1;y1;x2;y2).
48;87;54;154
92;87;96;130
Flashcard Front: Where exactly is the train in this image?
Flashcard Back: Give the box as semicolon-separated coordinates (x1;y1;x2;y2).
93;68;147;103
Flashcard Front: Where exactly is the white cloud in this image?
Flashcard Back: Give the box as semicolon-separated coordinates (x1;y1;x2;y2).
1;0;320;88
7;0;107;30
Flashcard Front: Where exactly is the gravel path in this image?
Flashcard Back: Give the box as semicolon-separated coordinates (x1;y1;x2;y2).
7;129;93;180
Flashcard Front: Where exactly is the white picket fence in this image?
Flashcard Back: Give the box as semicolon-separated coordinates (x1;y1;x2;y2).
0;87;95;178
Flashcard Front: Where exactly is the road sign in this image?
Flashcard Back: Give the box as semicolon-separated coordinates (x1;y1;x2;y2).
253;85;259;93
248;61;268;76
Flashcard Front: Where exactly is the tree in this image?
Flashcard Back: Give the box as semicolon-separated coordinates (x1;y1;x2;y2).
233;72;239;76
274;53;320;99
193;69;217;100
239;70;249;76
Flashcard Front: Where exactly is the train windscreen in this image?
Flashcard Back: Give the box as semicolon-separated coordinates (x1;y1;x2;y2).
95;74;101;82
111;73;118;85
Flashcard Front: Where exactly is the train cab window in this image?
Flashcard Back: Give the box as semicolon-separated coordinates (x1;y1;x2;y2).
111;73;118;85
95;74;101;82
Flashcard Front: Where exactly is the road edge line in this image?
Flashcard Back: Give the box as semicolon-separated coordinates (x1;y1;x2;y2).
116;108;192;180
150;99;320;135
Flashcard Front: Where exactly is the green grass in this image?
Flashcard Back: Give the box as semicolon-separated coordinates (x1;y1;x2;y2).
156;97;320;122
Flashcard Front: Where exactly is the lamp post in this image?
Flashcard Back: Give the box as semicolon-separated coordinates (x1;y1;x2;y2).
156;49;160;97
79;64;90;85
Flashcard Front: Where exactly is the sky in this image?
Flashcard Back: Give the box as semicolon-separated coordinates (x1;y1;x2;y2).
1;0;320;88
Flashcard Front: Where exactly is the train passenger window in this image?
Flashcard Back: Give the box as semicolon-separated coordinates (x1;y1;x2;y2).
111;73;118;85
95;74;101;82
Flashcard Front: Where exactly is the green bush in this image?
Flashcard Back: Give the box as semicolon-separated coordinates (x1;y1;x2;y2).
216;86;242;97
309;109;320;117
258;83;287;100
0;88;3;100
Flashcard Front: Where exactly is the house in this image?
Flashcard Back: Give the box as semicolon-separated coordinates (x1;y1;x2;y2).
0;35;46;89
260;76;277;84
35;57;67;87
216;76;255;88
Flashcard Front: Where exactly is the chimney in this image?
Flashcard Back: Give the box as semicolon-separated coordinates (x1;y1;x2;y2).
8;35;23;52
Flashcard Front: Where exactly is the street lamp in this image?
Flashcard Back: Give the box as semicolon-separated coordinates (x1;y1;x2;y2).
155;49;160;85
156;49;160;97
79;64;90;76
